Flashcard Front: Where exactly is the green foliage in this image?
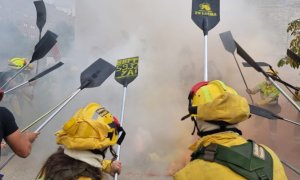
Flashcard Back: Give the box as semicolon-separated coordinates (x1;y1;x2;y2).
277;58;286;67
277;57;300;69
287;19;300;36
277;19;300;69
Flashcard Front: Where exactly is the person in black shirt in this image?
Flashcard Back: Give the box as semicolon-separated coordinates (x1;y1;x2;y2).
0;90;39;158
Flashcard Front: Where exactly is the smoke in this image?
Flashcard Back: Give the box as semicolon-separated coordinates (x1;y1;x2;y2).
1;0;300;179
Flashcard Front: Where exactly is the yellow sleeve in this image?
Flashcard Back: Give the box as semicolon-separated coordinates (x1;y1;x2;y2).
261;145;288;180
101;159;112;174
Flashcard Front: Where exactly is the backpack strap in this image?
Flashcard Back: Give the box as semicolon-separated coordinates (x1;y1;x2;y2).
191;141;273;180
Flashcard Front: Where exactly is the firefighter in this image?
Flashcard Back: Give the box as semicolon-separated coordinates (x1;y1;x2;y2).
0;89;39;158
246;69;281;135
1;58;35;120
0;107;39;157
246;69;280;106
8;57;28;70
175;80;287;180
7;57;35;85
37;103;126;180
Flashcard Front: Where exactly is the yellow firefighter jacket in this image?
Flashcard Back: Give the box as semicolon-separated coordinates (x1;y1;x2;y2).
173;132;287;180
252;81;280;105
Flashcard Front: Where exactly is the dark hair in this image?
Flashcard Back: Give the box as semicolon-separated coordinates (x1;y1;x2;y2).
37;146;102;180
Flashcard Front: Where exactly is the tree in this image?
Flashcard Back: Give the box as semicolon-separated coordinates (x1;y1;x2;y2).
277;19;300;69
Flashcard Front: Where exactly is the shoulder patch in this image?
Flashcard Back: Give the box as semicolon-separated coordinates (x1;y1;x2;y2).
253;143;265;160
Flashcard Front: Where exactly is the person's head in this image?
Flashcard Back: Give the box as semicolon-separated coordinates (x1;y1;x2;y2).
182;80;250;136
38;103;125;180
265;68;278;84
265;68;278;85
8;57;33;71
38;146;102;180
55;103;125;159
8;57;27;70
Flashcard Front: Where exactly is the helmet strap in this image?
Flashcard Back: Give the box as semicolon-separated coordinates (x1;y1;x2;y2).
181;93;196;121
109;146;117;161
197;126;242;137
90;147;108;159
191;117;201;135
181;113;192;120
107;119;126;145
116;126;126;145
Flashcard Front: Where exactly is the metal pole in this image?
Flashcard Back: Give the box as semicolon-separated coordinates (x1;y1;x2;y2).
233;55;254;104
4;82;28;94
282;118;300;127
281;160;300;175
114;86;127;180
204;35;208;81
268;77;300;112
0;153;15;170
0;64;29;89
0;93;76;171
35;89;81;133
22;94;74;132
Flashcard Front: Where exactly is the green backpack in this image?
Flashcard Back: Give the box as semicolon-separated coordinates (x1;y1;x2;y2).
191;140;273;180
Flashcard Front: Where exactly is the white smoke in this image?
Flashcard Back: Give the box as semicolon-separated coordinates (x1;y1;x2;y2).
2;0;300;179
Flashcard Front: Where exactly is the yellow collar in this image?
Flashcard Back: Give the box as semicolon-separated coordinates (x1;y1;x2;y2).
189;132;247;151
